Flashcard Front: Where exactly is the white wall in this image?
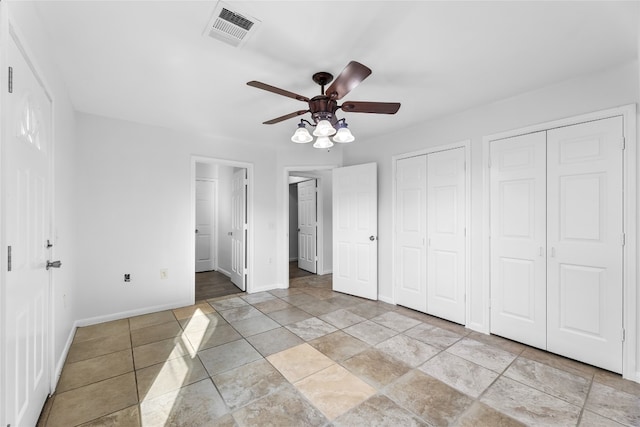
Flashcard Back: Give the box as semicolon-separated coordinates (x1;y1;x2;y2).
343;59;639;377
75;113;281;320
5;2;81;394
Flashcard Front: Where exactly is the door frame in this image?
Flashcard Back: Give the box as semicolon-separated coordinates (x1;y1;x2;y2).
190;157;253;297
281;165;337;288
195;177;218;273
482;104;637;382
391;141;471;313
1;14;57;425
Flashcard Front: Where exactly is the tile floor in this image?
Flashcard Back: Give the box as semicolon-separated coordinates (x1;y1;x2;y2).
38;274;640;426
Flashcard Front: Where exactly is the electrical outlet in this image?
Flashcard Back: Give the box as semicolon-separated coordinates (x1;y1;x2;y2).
124;273;131;282
160;269;168;280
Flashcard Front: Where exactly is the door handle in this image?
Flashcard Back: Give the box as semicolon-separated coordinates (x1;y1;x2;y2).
46;260;62;270
195;229;199;234
228;231;233;236
369;236;376;241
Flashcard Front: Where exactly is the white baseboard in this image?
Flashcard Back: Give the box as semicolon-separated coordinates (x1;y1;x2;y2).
217;268;231;278
75;300;192;328
52;322;78;393
378;295;395;305
319;269;333;276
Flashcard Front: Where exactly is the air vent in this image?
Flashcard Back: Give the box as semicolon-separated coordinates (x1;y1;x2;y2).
205;2;261;48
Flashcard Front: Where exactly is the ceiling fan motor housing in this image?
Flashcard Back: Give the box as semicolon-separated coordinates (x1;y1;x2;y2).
309;96;339;125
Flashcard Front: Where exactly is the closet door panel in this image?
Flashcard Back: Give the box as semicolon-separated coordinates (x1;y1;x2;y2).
395;156;427;312
547;116;623;373
427;148;466;324
490;132;547;349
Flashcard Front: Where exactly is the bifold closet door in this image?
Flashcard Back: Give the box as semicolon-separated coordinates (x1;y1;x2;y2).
426;148;466;324
395;156;427;312
546;117;623;373
490;132;547;349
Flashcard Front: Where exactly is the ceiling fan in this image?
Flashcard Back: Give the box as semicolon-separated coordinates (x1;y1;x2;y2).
246;61;401;147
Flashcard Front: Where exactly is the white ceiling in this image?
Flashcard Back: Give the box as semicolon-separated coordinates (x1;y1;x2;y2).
32;1;639;148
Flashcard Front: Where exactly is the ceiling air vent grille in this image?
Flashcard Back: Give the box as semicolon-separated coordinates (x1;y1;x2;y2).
205;2;261;48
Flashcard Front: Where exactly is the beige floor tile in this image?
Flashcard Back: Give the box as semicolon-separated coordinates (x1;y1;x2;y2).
209;296;249;311
139;379;229;426
231;383;327;427
308;330;369;361
386;370;474;426
593;369;640;395
47;373;138;427
133;336;195;369
129;310;176;330
179;312;227;334
376;334;439;367
419;351;498;398
267;307;314;325
131;320;182;347
585;382;640;426
252;298;292;314
370;311;422;332
198;339;262;376
73;319;130;343
447;337;517;372
343;320;397;346
172;302;216;320
481;376;581;426
213;359;287;409
404;324;461;349
230;314;280;337
241;292;277;304
319;309;367;329
341;348;411;389
285;317;338;341
267;343;334;382
66;333;131;363
57;349;133;393
295;364;376;420
183;323;241;352
78;405;141;427
521;346;597;379
579;410;626;427
246;327;304;357
333;394;429;427
456;402;526;427
137;354;209;401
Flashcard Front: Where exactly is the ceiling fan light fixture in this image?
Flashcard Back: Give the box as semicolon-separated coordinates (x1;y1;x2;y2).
291;122;313;143
313;119;336;137
313;136;334;149
332;121;354;143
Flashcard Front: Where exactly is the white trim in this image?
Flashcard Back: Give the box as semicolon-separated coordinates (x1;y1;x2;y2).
390;140;472;325
75;300;192;328
191;156;254;298
281;165;338;288
216;267;232;278
378;295;394;305
0;5;7;425
195;178;218;273
482;104;637;382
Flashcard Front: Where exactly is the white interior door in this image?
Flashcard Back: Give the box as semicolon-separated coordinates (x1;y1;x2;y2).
394;156;427;312
195;180;216;272
297;179;317;273
230;169;246;291
490;132;547;349
546;117;623;373
4;32;53;427
333;163;378;300
427;148;466;324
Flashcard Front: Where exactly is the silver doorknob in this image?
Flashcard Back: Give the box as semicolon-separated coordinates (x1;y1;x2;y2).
369;236;376;241
46;260;62;270
195;229;199;233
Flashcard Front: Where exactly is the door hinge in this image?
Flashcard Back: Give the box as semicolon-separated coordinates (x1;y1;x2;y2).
622;328;626;342
8;66;13;93
7;246;11;272
621;233;626;246
621;137;626;150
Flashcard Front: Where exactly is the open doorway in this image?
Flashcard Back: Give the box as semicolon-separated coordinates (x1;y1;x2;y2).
193;158;252;301
285;167;335;283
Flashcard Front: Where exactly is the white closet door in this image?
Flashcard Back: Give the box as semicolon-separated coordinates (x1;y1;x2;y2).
490;132;547;349
230;169;246;291
427;148;466;324
297;179;317;273
395;156;427;312
547;117;623;373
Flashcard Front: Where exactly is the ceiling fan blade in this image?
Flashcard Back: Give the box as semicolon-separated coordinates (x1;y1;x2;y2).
247;81;310;102
340;101;401;114
263;110;309;125
325;61;372;100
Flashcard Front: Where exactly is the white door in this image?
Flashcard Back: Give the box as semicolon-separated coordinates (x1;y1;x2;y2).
230;169;246;291
394;156;427;312
297;179;317;273
195;180;216;272
490;132;547;349
547;117;623;373
427;148;466;324
333;163;378;300
4;32;53;427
